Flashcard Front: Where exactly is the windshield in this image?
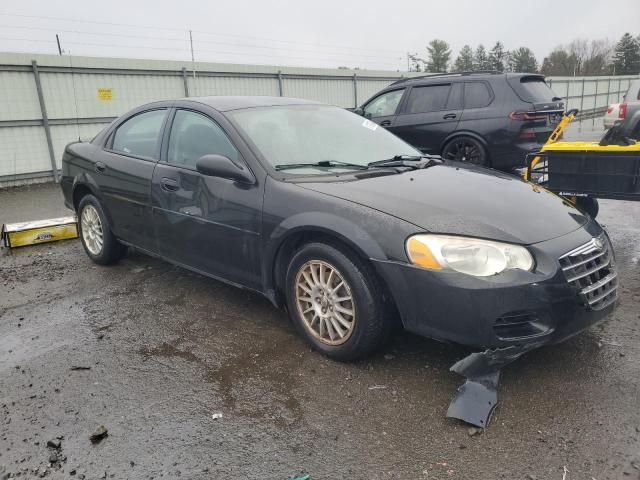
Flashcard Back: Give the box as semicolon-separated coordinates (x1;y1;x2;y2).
228;105;420;172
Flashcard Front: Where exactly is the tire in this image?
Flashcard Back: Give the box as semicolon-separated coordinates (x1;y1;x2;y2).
441;136;488;166
77;194;126;265
574;197;599;219
285;242;391;361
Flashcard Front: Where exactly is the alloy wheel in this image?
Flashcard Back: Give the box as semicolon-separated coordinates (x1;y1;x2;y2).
81;204;104;255
294;260;356;346
443;139;485;164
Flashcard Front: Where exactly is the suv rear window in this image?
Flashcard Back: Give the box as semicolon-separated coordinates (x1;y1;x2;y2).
508;76;557;103
405;84;450;114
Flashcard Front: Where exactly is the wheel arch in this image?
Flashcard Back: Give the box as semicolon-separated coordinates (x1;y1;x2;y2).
71;175;114;226
262;213;391;308
440;131;490;155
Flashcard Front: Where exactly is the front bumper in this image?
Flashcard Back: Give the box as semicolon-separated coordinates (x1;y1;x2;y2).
373;221;616;349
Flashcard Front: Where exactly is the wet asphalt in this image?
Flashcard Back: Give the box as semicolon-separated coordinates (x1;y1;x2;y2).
1;127;640;479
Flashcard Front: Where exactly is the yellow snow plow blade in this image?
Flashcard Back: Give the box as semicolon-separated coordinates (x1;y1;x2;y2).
1;216;78;248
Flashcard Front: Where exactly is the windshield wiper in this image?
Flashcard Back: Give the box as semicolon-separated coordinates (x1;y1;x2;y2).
274;160;368;171
368;154;442;169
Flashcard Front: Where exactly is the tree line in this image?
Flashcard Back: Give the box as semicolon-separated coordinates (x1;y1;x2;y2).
409;33;640;76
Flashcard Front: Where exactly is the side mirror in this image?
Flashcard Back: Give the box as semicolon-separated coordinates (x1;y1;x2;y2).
195;154;254;184
353;107;364;116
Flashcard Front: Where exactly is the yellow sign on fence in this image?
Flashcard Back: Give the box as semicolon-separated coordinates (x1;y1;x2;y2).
97;88;113;101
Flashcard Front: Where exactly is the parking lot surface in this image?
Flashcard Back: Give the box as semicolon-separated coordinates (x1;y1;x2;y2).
2;173;640;478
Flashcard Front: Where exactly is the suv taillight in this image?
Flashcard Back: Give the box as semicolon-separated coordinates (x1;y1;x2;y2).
619;103;627;119
509;111;547;121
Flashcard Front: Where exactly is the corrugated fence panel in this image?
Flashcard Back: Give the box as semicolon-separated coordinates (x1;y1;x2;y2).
0;126;50;176
40;72;184;119
283;78;355;107
356;79;395;104
191;75;279;97
0;71;41;121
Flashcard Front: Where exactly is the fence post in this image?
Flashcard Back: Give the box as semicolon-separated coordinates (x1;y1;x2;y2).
566;81;571;110
606;77;611;106
579;78;585;113
31;60;59;183
181;67;189;97
277;70;283;97
353;73;358;108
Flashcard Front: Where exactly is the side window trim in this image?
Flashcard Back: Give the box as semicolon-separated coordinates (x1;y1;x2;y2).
462;81;495;110
163;108;243;172
104;108;169;162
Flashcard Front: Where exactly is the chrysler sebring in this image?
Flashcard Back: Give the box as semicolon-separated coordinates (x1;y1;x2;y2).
60;96;617;361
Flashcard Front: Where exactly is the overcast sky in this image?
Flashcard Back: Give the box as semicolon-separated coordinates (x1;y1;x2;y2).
1;0;638;71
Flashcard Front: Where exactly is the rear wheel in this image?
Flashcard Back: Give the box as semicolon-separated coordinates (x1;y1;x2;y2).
285;242;391;361
78;194;126;265
442;136;488;166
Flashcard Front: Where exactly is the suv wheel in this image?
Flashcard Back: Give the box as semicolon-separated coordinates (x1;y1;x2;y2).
285;242;390;361
78;194;126;265
442;137;487;166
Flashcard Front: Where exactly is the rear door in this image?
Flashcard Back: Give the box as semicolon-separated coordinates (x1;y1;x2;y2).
362;88;406;132
391;83;462;154
151;108;263;289
98;108;169;252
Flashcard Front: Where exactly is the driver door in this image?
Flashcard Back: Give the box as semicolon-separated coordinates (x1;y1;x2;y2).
151;108;263;289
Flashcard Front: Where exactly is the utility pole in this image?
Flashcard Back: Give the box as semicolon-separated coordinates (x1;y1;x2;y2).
56;34;62;55
189;30;196;95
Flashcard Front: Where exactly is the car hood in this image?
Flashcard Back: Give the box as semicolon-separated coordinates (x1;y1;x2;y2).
298;164;588;245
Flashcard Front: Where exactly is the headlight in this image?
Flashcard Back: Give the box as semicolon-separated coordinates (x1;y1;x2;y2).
406;234;534;277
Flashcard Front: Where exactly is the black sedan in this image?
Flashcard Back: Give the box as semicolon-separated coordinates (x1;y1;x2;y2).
60;96;617;361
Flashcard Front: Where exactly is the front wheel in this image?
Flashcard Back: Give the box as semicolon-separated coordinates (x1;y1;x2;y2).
78;194;126;265
441;136;488;166
285;242;391;361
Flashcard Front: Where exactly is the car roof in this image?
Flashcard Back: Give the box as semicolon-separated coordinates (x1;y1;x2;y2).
386;71;544;88
180;95;323;112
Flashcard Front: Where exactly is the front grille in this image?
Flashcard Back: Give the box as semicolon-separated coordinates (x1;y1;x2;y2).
559;234;617;311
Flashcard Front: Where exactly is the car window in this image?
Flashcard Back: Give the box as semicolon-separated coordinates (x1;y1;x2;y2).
167;110;238;168
464;82;492;109
111;109;167;159
405;85;450;114
363;89;404;118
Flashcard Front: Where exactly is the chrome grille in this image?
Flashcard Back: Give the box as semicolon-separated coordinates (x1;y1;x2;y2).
559;234;617;311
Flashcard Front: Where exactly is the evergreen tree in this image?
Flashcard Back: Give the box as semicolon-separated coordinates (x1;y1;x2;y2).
426;39;451;73
452;45;474;72
510;47;539;73
473;45;490;71
489;41;507;72
612;33;640;75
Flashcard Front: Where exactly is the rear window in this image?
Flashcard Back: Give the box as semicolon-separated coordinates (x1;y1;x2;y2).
464;82;492;109
508;76;558;103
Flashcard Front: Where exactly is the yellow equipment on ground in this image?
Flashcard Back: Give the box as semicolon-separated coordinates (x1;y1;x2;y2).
1;216;78;248
523;109;640;217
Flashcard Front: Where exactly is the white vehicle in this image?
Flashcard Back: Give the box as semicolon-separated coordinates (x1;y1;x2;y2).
603;103;621;129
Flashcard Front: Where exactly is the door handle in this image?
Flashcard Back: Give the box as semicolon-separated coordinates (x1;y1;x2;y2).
379;120;392;127
160;177;179;192
94;161;106;173
443;113;457;120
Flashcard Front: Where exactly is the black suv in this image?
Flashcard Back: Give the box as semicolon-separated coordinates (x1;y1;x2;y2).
357;72;564;171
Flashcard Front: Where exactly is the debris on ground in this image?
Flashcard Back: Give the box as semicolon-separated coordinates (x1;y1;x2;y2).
0;465;10;480
447;342;545;428
70;365;91;370
368;385;387;390
287;475;310;480
468;427;482;437
89;426;109;444
46;438;61;449
383;354;395;360
211;413;223;420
